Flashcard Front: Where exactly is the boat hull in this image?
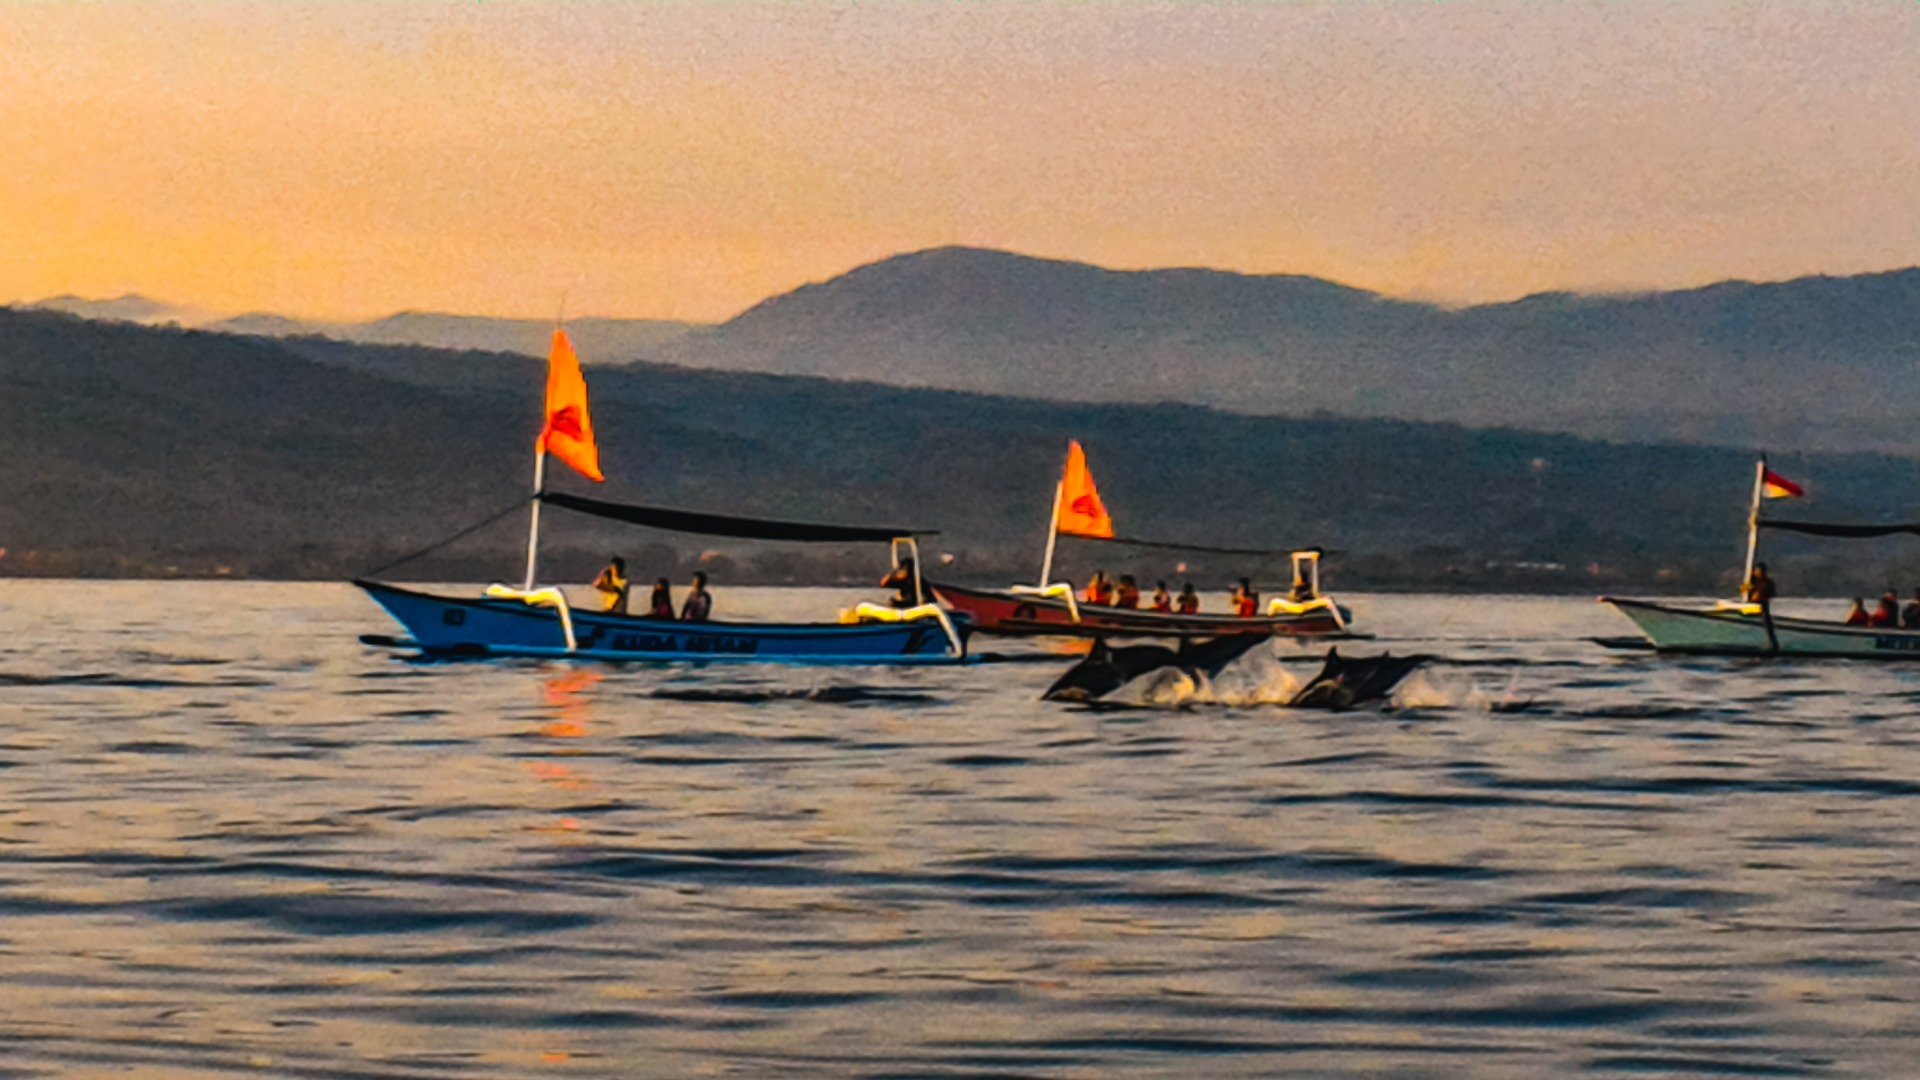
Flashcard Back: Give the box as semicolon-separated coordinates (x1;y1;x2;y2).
929;581;1359;639
357;580;967;664
1604;598;1920;659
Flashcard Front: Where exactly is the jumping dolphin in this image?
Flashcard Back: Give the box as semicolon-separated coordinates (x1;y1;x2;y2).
1286;648;1431;711
1042;641;1431;709
1041;635;1266;702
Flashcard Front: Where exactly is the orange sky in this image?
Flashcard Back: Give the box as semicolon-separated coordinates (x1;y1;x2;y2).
2;1;1915;322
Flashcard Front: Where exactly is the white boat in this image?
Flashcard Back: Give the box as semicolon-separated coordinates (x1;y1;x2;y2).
1603;598;1920;659
1603;457;1920;659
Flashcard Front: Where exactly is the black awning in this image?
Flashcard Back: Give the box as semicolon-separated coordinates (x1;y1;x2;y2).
1069;533;1312;557
540;492;930;543
1758;518;1920;539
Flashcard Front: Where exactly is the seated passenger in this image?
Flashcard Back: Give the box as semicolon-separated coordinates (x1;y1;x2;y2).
1844;598;1870;626
592;556;630;614
1150;581;1172;613
1741;562;1777;606
1114;574;1141;609
1084;569;1113;606
681;570;713;622
1232;577;1259;618
1175;582;1200;615
1288;571;1314;602
1902;589;1920;630
647;577;675;620
1869;590;1899;628
879;557;919;609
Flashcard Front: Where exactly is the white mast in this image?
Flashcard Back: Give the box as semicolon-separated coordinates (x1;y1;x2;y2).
1038;479;1064;586
1740;454;1766;593
521;450;547;591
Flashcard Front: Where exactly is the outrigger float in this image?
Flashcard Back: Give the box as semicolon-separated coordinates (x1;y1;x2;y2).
358;330;968;665
930;440;1360;639
1603;457;1920;660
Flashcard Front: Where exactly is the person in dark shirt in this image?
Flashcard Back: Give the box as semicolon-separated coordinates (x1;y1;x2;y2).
647;578;675;620
1114;574;1141;609
681;570;713;622
592;556;630;614
879;558;919;609
1901;589;1920;630
1175;582;1200;615
1741;563;1776;607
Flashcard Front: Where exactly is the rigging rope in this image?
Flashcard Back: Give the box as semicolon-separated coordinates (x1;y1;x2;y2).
359;498;529;578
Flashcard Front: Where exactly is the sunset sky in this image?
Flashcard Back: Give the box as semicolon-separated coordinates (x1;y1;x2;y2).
2;1;1915;322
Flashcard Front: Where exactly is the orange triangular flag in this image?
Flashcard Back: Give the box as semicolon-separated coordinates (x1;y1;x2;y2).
1057;439;1114;537
537;329;604;482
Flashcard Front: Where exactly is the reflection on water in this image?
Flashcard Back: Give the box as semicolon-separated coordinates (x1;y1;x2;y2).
1;583;1918;1076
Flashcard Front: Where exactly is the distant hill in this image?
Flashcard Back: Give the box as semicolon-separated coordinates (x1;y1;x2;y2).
208;312;699;364
8;306;1920;593
28;293;214;326
656;247;1920;454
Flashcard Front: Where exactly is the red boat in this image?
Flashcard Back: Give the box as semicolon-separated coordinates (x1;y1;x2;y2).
928;576;1357;639
934;440;1361;639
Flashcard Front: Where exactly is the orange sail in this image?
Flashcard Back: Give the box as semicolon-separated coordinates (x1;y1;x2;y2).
537;329;603;482
1057;439;1114;537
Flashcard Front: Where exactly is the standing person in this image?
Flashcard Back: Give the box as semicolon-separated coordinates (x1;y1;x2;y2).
1084;570;1113;606
1114;574;1141;609
681;570;713;622
1741;562;1777;607
1150;581;1172;613
1175;582;1200;615
592;556;630;614
647;577;675;619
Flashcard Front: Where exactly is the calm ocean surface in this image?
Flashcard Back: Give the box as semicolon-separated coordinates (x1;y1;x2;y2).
3;582;1919;1078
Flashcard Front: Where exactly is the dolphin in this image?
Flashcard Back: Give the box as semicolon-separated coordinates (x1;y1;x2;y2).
1286;648;1431;711
1041;635;1266;702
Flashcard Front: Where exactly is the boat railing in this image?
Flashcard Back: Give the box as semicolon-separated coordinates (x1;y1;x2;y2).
485;584;579;651
842;601;966;657
1009;582;1083;623
1268;595;1346;629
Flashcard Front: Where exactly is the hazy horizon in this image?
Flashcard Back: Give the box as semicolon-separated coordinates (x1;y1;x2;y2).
5;2;1916;322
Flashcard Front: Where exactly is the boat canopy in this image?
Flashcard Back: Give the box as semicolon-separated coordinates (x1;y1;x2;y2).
540;491;933;543
1074;534;1323;557
1758;518;1920;539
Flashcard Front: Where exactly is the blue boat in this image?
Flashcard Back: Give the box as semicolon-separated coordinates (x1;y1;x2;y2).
357;579;965;664
357;329;969;665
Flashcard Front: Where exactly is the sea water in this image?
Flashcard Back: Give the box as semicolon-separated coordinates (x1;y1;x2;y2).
1;582;1917;1077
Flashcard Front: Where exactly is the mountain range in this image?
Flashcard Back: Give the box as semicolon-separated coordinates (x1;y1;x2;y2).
8;305;1920;593
29;246;1920;453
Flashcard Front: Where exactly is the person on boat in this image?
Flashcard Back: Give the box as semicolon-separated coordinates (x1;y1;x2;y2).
592;556;630;614
1288;568;1314;602
879;558;919;609
1084;570;1114;606
1114;574;1141;609
1740;563;1776;607
682;570;713;622
1901;588;1920;630
1231;578;1259;618
1175;582;1200;615
1150;581;1172;613
1844;598;1870;626
1869;590;1899;628
647;578;675;620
